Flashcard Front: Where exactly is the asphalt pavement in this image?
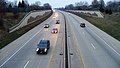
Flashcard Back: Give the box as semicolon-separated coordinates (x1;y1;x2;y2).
0;11;65;68
61;11;120;68
0;10;120;68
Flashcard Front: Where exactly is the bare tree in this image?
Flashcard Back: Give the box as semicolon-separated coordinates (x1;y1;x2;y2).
65;4;74;10
75;1;84;6
35;1;41;6
99;0;105;12
0;0;6;27
43;3;52;10
106;1;120;12
0;0;6;13
99;0;105;8
74;1;89;10
92;0;99;10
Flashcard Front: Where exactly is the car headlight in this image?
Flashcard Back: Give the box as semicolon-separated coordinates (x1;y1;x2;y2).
44;48;47;52
36;48;39;51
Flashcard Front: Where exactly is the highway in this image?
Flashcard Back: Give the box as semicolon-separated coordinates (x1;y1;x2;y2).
62;11;120;68
0;10;120;68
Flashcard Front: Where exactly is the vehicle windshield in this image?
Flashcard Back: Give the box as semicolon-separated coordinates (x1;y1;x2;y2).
39;44;47;48
40;41;47;44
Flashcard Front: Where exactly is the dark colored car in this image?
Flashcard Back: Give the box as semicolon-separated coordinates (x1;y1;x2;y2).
80;23;85;28
36;40;50;54
56;20;60;24
44;24;49;28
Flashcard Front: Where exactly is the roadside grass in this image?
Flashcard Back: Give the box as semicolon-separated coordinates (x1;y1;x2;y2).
4;12;26;28
69;11;120;41
0;11;53;49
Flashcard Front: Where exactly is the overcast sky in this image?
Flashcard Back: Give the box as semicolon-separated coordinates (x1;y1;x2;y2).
8;0;113;8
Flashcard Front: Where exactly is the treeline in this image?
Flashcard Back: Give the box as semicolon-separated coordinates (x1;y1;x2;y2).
58;0;120;14
1;0;52;13
0;0;52;30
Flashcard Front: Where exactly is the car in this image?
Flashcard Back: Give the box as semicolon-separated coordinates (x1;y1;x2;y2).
36;40;50;54
80;23;85;28
56;20;60;24
44;24;49;28
53;16;56;19
51;28;58;34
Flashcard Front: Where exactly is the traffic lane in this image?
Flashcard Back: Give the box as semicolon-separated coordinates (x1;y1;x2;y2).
86;25;120;56
68;37;83;68
38;11;64;68
1;11;58;66
0;27;44;67
69;14;119;67
68;12;120;55
47;12;65;68
0;12;55;65
68;12;120;64
0;31;44;68
22;20;61;68
47;32;62;68
26;31;58;68
48;11;67;68
33;22;61;68
67;23;83;68
22;12;62;68
0;21;58;68
83;28;120;68
0;14;53;64
0;24;54;68
64;14;98;68
66;12;120;68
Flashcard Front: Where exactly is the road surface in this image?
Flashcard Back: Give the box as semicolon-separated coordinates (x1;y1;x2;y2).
0;10;120;68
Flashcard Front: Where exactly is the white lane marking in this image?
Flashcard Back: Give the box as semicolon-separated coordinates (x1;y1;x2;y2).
47;25;60;68
96;33;120;56
24;61;30;68
89;28;120;56
0;28;43;67
91;43;96;49
83;32;85;35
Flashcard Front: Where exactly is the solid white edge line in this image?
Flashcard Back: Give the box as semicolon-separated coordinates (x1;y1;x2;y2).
96;33;120;56
69;12;120;56
24;61;30;68
0;28;43;67
89;28;120;56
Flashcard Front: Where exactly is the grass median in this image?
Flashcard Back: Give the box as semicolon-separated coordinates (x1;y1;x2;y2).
0;11;53;49
68;11;120;41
